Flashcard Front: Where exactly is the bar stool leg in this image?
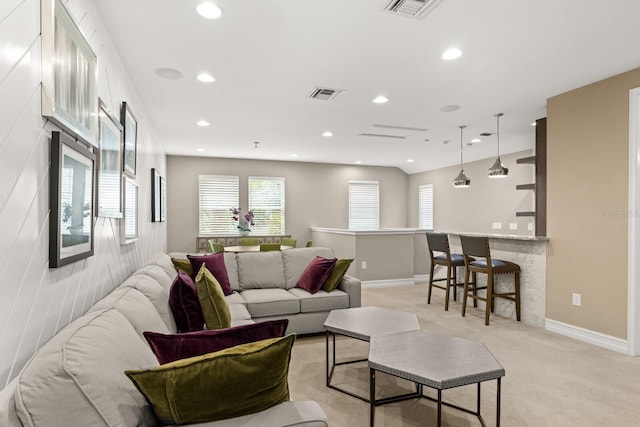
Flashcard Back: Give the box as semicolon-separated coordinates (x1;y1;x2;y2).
427;261;435;304
472;272;478;308
462;267;470;317
485;273;493;326
444;265;452;311
452;265;458;302
515;271;521;321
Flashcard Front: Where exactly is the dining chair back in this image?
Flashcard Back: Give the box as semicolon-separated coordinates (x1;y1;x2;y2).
260;243;281;251
240;237;259;246
207;240;224;254
459;235;521;325
282;237;297;248
426;232;467;311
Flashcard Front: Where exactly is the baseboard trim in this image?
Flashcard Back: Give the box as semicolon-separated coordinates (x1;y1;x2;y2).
361;278;416;288
545;318;628;354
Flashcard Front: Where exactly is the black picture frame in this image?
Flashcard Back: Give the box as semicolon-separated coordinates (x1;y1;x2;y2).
121;102;137;177
49;131;95;268
151;168;161;222
97;99;123;218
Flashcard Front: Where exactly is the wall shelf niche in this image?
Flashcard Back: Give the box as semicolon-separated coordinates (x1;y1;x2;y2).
515;118;546;236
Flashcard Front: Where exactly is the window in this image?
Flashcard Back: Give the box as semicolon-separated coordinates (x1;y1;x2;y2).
199;175;239;234
418;184;434;229
349;180;379;230
248;176;285;234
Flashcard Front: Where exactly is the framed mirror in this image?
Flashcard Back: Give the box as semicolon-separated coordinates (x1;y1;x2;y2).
97;99;123;218
49;131;95;267
121;176;138;244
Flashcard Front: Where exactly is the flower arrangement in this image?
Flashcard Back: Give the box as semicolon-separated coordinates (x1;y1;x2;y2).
231;207;255;232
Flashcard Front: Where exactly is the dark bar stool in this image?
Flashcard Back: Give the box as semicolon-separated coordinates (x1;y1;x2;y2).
426;232;470;311
460;235;521;325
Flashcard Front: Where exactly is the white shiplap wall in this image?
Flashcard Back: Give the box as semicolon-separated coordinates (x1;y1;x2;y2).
0;0;166;387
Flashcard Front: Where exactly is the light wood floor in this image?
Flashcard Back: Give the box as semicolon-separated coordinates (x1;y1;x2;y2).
288;282;640;426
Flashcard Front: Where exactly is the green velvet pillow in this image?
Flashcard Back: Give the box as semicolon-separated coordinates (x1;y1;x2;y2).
195;264;231;329
171;257;192;276
322;259;353;292
125;335;295;425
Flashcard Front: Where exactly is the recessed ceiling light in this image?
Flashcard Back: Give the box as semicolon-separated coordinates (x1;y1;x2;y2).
196;2;222;19
471;138;481;143
291;154;298;158
441;48;462;60
197;72;215;83
441;140;450;145
407;159;414;163
372;95;389;104
155;67;183;79
197;148;205;152
355;160;362;165
322;131;333;137
197;120;210;127
440;105;461;112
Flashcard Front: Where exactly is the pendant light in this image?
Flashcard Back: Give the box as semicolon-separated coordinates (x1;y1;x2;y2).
488;113;509;178
453;125;470;188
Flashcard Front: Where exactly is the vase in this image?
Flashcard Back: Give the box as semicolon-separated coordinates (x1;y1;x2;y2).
239;230;250;237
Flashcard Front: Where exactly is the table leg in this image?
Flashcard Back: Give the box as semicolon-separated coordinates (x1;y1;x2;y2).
325;332;329;386
370;368;376;427
497;378;501;427
477;382;481;417
437;389;442;427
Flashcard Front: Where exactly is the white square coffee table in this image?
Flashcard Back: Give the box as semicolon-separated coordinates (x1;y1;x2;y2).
323;306;420;402
368;330;505;426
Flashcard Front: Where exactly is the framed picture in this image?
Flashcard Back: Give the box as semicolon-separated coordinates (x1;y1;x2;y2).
121;176;138;244
41;0;98;147
97;99;123;218
151;168;161;222
160;176;167;222
49;131;95;268
121;102;137;177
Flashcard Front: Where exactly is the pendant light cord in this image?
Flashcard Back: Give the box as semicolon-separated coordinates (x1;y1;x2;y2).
495;113;503;156
459;125;466;168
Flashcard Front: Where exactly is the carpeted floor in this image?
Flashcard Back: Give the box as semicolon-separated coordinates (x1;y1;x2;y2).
288;282;640;426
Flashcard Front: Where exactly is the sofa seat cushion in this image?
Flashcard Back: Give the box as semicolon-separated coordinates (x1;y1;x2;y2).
226;291;246;306
288;288;349;313
282;247;336;289
15;309;159;427
241;288;300;318
237;251;286;290
229;303;252;321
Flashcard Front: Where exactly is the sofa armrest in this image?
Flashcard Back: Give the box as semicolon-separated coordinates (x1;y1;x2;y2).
174;400;327;427
338;275;361;308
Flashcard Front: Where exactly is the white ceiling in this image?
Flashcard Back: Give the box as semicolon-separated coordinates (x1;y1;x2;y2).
93;0;640;174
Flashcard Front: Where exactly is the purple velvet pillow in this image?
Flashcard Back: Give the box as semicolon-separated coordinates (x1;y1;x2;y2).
169;271;205;332
187;253;232;296
143;319;289;364
296;256;337;294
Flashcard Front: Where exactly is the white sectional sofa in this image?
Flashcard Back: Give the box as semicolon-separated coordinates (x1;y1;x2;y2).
0;247;360;426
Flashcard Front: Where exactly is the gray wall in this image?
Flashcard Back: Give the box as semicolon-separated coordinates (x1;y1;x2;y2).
167;156;409;253
0;0;166;386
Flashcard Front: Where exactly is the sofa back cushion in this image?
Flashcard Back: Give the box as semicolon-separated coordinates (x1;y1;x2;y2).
15;309;159;427
122;274;178;333
237;251;286;290
282;247;336;289
134;264;174;291
148;252;177;279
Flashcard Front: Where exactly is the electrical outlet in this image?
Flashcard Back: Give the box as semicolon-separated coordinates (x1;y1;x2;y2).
492;222;502;230
528;223;534;231
509;223;518;230
572;293;581;306
361;261;367;270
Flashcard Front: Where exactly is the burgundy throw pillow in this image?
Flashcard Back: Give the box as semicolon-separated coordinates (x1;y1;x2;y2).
187;253;232;296
143;319;289;364
169;271;205;332
296;256;337;294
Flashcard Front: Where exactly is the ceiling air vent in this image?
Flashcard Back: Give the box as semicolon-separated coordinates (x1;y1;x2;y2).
309;87;343;101
383;0;444;19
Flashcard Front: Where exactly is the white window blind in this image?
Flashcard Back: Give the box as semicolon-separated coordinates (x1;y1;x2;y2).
199;175;239;234
248;176;285;234
349;180;379;230
418;184;434;229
